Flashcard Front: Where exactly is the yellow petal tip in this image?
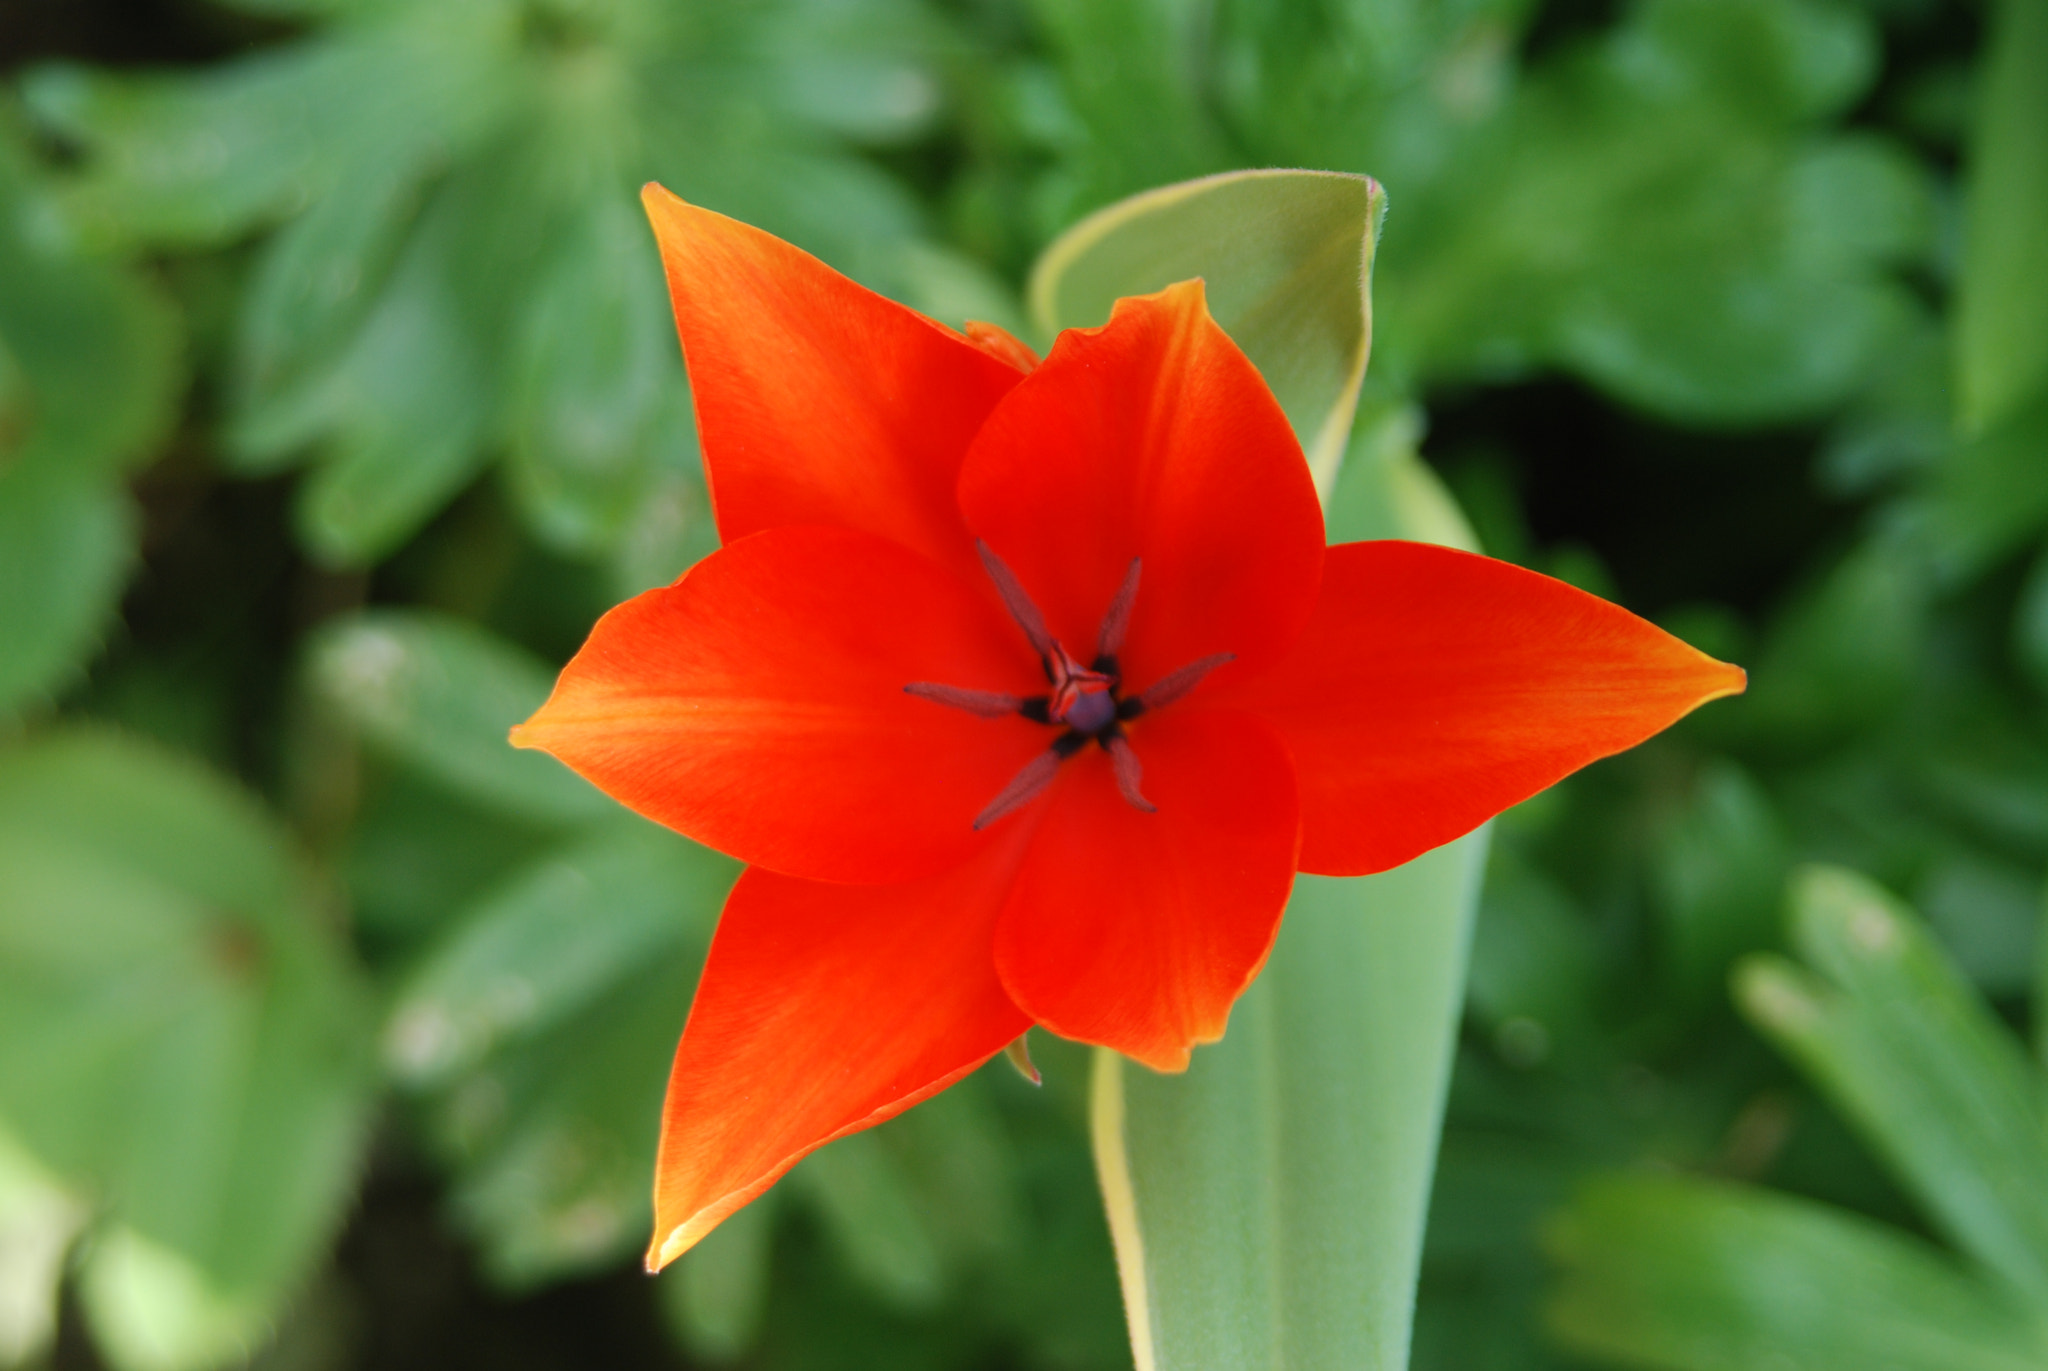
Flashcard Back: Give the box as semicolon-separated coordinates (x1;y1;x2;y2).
647;1222;692;1273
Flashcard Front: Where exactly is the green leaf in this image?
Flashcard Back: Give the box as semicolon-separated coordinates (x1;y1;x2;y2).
0;330;25;447
1029;168;1387;489
1381;0;1929;424
889;240;1032;339
385;818;735;1086
23;53;349;247
1025;0;1231;223
339;768;554;940
0;731;374;1309
290;195;496;564
430;947;699;1288
2016;546;2048;697
1735;867;2048;1309
791;1129;948;1312
1465;848;1600;1062
1738;538;1931;742
0;462;134;721
1031;0;1928;425
0;1125;85;1366
1548;1173;2048;1371
1956;0;2048;436
0;169;181;481
226;154;426;470
1323;399;1480;551
1649;761;1791;1008
506;193;684;554
605;447;722;601
1916;389;2048;585
1618;0;1877;124
762;0;952;144
22;11;519;251
879;1078;1023;1267
1094;843;1489;1370
31;0;959;561
1049;168;1490;1371
395;806;733;1289
1917;852;2042;998
305;610;611;828
662;1188;780;1363
77;1228;275;1371
0;118;180;721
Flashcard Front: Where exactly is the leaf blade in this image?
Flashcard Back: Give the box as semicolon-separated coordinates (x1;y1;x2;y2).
1095;842;1489;1369
1737;866;2048;1309
1029;168;1385;490
1956;0;2048;435
1549;1172;2048;1371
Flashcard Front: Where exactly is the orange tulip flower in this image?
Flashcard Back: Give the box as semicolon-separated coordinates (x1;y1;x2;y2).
512;184;1745;1271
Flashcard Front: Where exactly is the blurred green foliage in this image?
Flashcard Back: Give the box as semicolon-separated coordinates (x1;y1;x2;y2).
24;0;1002;570
0;0;2044;1367
1548;869;2048;1371
0;110;179;723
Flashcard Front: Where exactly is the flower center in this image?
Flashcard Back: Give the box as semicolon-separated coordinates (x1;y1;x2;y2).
905;542;1232;830
1044;642;1118;732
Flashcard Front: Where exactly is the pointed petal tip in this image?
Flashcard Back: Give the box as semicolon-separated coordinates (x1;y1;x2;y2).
644;1228;682;1274
1237;541;1755;878
506;704;572;754
1102;276;1208;330
640;181;684;220
638;186;1020;571
1126;1041;1192;1074
645;1210;716;1273
645;1177;783;1273
1680;654;1748;712
646;1218;692;1273
1116;973;1249;1074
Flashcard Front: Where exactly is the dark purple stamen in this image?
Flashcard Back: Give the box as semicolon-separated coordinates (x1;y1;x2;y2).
977;540;1054;659
906;545;1233;828
1135;652;1234;712
904;682;1026;717
1105;734;1153;812
973;750;1061;830
1095;558;1141;663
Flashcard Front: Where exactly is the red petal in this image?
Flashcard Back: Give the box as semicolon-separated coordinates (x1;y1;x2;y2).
993;709;1300;1072
1226;541;1748;876
643;184;1022;574
956;281;1324;696
512;526;1047;883
647;838;1034;1270
962;320;1042;372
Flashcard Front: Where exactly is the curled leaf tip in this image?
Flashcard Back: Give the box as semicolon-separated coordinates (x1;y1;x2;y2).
1003;1034;1042;1085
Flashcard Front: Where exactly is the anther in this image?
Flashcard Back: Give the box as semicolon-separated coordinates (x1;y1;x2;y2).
1105;734;1153;812
974;749;1063;830
1095;558;1141;664
976;540;1055;659
1136;652;1234;711
917;546;1229;828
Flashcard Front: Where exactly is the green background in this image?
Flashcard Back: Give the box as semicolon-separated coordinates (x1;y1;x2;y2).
0;0;2044;1368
